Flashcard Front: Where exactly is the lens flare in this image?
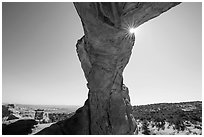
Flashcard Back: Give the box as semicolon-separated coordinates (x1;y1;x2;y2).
129;28;137;35
120;19;138;43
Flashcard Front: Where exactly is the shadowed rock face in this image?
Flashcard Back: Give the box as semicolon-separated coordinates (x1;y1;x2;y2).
3;119;38;135
36;2;180;135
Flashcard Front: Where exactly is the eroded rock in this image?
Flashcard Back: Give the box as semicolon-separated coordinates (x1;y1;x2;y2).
36;2;180;135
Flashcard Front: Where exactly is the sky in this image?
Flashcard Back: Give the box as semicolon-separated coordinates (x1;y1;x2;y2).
2;2;202;106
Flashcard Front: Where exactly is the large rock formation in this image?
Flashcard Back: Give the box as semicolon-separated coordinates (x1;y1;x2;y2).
36;2;180;135
2;119;38;135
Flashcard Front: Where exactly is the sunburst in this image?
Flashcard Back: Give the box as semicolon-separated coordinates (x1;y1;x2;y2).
121;19;137;42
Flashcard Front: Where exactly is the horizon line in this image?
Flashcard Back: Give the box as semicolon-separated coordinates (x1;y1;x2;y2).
2;99;202;106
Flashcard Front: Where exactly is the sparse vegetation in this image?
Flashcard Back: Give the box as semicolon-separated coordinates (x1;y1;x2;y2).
133;101;202;134
142;120;150;135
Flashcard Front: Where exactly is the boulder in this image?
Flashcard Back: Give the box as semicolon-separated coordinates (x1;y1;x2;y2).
2;119;38;135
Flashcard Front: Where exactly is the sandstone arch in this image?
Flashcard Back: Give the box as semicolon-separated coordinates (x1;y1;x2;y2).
36;2;180;135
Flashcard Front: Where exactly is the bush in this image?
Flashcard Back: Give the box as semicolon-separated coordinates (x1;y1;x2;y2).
142;120;151;135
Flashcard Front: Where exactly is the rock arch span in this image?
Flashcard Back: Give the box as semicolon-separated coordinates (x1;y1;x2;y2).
36;2;180;135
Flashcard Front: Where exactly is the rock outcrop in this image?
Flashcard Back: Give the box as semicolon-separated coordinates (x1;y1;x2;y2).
36;2;180;135
2;119;38;135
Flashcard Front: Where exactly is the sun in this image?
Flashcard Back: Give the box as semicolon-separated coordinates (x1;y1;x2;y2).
129;27;137;35
121;20;138;41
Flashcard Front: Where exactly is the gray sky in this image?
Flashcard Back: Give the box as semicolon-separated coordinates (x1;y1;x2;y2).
2;2;202;106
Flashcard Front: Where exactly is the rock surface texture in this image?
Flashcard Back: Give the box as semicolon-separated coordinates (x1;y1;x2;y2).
36;2;180;135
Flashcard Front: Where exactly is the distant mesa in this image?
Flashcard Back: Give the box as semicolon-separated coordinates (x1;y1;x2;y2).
34;109;49;123
7;104;15;108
